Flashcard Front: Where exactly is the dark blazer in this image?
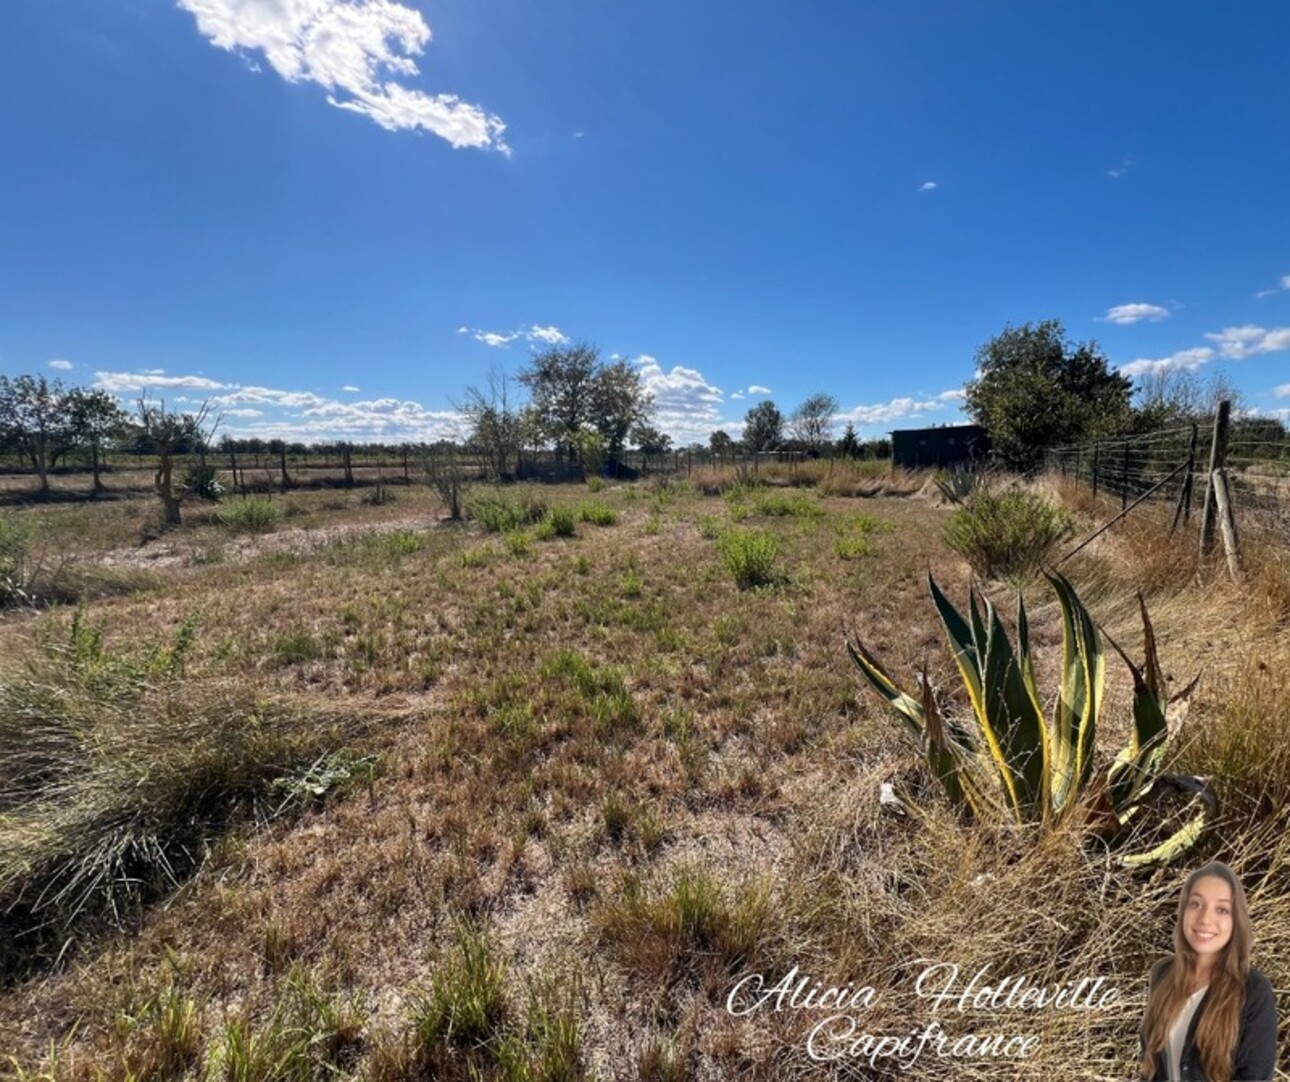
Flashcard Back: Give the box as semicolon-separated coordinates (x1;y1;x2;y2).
1140;957;1278;1081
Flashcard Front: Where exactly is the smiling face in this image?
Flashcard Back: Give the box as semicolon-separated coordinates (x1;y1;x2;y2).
1183;875;1234;969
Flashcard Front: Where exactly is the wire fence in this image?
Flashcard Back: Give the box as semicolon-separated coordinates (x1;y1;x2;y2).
1044;413;1290;551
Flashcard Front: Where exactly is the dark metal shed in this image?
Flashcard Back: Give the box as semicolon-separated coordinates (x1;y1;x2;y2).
891;424;990;469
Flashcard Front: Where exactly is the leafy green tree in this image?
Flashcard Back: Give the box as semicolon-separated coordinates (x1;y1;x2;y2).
591;360;652;462
630;423;672;455
964;320;1132;470
742;400;784;454
709;429;735;456
69;389;130;495
838;421;859;458
0;376;82;497
518;343;601;462
788;392;839;452
462;369;523;480
518;344;653;465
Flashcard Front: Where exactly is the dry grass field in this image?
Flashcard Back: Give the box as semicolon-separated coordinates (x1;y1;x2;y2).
0;466;1287;1080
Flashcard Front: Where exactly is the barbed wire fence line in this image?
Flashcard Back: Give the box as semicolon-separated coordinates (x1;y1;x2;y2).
1044;402;1290;572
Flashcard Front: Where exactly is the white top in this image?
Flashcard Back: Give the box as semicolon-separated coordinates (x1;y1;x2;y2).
1167;985;1209;1081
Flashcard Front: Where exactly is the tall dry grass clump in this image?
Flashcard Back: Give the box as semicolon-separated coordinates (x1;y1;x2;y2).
0;615;357;981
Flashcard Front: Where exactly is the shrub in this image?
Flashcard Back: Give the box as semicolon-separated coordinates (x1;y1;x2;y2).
576;501;618;526
718;528;779;589
541;508;577;541
0;513;35;606
467;491;547;533
944;486;1073;579
217;496;283;533
181;464;223;501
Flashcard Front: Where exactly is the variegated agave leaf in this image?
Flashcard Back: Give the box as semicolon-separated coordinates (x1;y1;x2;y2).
920;659;990;818
1044;570;1104;816
845;633;925;739
1104;593;1201;809
1116;774;1216;868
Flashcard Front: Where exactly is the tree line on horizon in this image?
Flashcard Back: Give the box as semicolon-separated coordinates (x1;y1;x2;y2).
2;320;1285;498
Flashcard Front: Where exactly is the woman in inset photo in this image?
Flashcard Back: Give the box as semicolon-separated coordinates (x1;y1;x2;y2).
1139;861;1278;1081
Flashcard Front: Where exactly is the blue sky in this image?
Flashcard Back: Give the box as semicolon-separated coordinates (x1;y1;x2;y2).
2;1;1288;445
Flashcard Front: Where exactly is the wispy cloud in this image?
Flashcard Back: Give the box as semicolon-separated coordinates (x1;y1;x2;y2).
1255;274;1290;299
837;391;964;428
729;391;744;400
918;181;937;192
1118;348;1217;378
462;324;570;349
1099;303;1170;325
342;385;360;393
48;359;73;370
528;325;570;346
1106;156;1132;178
93;371;229;393
1273;383;1290;398
1203;324;1290;360
178;0;507;152
747;384;771;395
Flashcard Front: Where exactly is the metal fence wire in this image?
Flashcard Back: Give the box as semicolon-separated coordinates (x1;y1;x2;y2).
1044;411;1290;550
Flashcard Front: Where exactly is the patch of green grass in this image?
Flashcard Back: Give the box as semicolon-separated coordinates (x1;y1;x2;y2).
540;649;639;735
575;500;618;526
273;626;323;666
468;491;547;533
218;496;284;533
717;528;779;589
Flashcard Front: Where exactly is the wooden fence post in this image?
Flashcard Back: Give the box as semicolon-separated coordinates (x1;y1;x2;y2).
1199;400;1232;558
1211;468;1243;581
1183;423;1198;524
1091;444;1100;498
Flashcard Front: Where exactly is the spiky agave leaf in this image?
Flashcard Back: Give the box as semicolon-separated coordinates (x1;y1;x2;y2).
1045;570;1104;816
928;576;1045;822
919;659;990;817
845;633;925;740
1105;593;1202;809
1014;590;1053;817
1116;774;1216;868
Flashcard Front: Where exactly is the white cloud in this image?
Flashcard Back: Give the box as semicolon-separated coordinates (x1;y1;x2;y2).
747;384;771;395
1273;383;1290;398
918;181;937;192
1203;324;1290;360
630;355;727;445
48;359;73;370
342;385;360;392
729;391;744;400
1255;274;1290;298
1107;156;1131;178
93;371;228;393
937;388;966;402
837;393;962;427
178;0;507;152
528;325;569;346
1100;303;1170;325
223;408;264;417
463;324;570;349
475;331;521;348
1118;347;1217;378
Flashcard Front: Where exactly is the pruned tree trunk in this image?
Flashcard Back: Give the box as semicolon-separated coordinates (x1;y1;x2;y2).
155;456;181;525
90;442;105;496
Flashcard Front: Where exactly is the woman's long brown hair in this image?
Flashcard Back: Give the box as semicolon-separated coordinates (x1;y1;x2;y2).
1139;861;1252;1082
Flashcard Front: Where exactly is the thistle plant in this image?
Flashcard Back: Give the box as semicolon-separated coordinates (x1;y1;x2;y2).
846;571;1213;867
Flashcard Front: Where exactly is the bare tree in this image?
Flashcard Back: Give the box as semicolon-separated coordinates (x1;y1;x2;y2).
788;392;840;453
461;368;523;481
137;398;219;526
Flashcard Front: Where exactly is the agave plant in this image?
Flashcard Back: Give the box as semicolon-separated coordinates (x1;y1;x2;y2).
846;570;1213;867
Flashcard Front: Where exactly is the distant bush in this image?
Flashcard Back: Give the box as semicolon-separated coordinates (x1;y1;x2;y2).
718;528;779;589
218;496;283;532
181;464;223;501
944;487;1073;579
576;501;618;526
